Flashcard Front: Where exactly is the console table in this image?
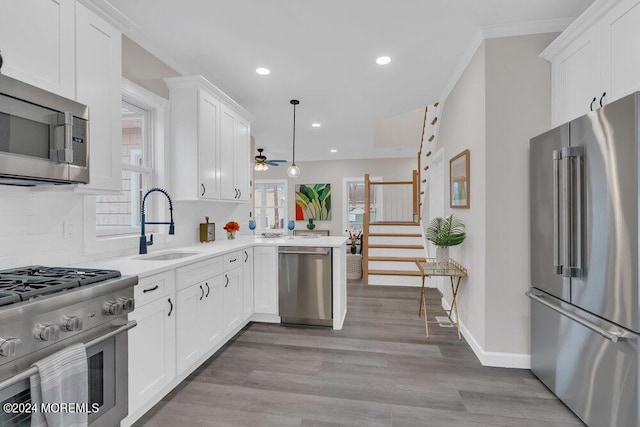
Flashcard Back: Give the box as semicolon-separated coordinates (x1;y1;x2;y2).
415;258;468;340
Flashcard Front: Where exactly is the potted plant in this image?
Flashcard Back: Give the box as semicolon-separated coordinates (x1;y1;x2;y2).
223;221;240;239
425;214;466;266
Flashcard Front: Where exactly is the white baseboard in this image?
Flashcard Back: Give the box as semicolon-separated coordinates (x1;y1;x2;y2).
441;297;531;369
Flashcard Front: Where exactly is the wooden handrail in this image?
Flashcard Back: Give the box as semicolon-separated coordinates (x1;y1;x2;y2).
369;180;413;185
363;173;370;285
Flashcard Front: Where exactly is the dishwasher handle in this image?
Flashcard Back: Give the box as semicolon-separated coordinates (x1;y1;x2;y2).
279;250;331;256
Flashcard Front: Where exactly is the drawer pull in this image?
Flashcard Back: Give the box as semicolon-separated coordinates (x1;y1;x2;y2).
143;285;159;293
229;258;237;263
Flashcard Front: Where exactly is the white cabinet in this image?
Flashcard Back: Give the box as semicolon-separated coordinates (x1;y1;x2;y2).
127;272;176;417
220;106;251;201
0;0;75;98
166;75;254;202
242;248;254;320
176;277;223;374
253;246;278;315
544;0;640;126
223;268;243;335
75;3;122;191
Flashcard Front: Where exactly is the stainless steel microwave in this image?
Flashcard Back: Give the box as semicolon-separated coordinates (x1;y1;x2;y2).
0;74;89;186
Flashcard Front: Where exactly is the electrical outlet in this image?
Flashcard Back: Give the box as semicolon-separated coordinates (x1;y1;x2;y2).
63;219;77;239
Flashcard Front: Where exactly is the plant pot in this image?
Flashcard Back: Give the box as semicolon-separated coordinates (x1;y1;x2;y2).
306;218;316;230
227;231;236;240
350;245;357;254
435;246;449;267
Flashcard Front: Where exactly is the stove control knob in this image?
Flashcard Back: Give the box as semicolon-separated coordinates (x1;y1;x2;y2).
0;337;22;357
34;324;60;342
61;315;83;332
118;297;135;312
104;300;123;316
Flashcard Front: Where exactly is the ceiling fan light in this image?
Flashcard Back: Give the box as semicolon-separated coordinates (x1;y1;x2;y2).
287;164;300;178
254;162;268;172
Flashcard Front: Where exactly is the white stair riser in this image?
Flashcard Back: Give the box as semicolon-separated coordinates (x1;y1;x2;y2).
368;261;419;270
367;275;423;287
368;236;423;245
368;248;426;258
369;225;422;234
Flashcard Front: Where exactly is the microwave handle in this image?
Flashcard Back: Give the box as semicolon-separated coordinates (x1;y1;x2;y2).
51;112;74;163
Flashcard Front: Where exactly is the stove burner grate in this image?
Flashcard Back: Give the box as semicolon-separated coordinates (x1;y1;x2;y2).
0;266;121;286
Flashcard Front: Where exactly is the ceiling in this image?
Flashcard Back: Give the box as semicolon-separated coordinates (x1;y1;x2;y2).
107;0;593;161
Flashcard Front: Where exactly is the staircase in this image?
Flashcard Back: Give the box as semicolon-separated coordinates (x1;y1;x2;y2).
362;103;441;287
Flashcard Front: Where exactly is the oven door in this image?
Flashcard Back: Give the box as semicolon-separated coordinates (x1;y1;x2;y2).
0;325;128;427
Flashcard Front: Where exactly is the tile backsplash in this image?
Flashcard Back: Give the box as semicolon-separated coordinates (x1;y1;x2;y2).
0;186;250;269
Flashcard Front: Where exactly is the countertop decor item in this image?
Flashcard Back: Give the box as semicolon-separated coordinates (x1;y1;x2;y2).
346;229;362;254
287;100;301;178
199;216;215;243
223;221;240;239
425;214;466;266
306;218;315;230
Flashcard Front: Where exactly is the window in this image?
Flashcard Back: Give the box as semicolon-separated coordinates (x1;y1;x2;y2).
255;180;287;230
343;177;381;233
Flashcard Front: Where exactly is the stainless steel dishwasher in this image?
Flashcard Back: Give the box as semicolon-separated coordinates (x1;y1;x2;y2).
278;246;332;326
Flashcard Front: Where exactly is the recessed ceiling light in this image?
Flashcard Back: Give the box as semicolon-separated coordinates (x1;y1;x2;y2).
256;67;270;75
312;123;321;128
376;56;391;65
330;149;337;153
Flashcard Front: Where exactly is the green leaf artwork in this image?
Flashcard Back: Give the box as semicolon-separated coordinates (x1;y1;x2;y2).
295;184;332;220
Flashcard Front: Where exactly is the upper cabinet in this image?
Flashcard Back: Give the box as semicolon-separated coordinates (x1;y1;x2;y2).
0;0;76;98
166;76;254;202
543;0;640;126
75;3;122;192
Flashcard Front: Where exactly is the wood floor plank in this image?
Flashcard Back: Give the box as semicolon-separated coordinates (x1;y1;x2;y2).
135;282;582;427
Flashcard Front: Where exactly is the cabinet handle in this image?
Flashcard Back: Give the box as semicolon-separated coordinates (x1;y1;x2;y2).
225;274;229;288
205;282;210;297
600;92;607;108
143;285;159;293
199;285;204;300
235;188;239;199
589;97;596;111
230;258;237;263
238;189;242;199
168;298;173;317
244;251;248;262
201;183;206;196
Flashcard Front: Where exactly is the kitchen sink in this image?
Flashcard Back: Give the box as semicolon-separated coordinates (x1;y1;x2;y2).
136;251;200;261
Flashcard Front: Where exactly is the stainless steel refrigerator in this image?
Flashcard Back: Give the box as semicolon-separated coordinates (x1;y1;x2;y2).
529;92;640;427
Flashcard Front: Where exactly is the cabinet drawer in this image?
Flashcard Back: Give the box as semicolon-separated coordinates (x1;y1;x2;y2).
135;271;175;306
176;257;223;291
223;251;242;271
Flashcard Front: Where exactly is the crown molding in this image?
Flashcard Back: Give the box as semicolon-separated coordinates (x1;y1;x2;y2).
76;0;139;32
438;29;484;105
540;0;617;60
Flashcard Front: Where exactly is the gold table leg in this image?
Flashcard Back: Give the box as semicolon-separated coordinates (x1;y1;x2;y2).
420;275;429;338
449;276;462;340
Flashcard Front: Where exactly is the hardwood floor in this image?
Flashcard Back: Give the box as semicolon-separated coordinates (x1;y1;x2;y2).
135;282;583;427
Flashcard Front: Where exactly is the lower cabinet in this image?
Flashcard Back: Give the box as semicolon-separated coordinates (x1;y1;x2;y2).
176;277;224;374
242;248;254;320
223;268;243;335
254;246;278;315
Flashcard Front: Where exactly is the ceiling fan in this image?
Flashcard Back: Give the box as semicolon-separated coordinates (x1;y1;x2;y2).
254;148;286;171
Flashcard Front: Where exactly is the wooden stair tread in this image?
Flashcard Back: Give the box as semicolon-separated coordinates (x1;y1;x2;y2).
369;257;426;262
369;244;424;249
368;269;422;276
369;233;422;237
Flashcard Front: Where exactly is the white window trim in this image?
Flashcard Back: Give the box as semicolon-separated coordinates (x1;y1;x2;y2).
254;179;288;231
83;78;170;255
342;176;382;235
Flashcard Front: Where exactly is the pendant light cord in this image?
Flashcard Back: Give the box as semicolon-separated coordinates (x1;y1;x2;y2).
292;102;296;165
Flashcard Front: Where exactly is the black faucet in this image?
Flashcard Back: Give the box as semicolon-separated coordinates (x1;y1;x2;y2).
140;187;175;254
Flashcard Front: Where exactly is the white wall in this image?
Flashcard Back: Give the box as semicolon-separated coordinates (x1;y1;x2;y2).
257;157;416;236
432;33;555;366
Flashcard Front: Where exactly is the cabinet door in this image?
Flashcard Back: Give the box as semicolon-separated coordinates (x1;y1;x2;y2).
198;90;221;199
76;4;122;191
176;284;202;374
223;268;243;335
234;117;250;201
552;25;601;126
253;246;278;315
601;0;640;102
0;0;75;97
220;106;237;200
128;296;175;414
242;249;254;320
200;275;224;348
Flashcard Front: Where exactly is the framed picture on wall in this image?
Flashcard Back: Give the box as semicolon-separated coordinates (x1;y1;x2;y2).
450;149;470;208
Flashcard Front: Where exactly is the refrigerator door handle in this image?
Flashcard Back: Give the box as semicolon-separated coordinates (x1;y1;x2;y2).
552;150;562;275
562;153;571;278
574;147;583;276
526;290;637;343
561;146;584;277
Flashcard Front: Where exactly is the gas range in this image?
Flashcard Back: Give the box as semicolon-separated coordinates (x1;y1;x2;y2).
0;265;137;367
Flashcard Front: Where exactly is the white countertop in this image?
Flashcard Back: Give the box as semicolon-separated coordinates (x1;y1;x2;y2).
81;235;348;278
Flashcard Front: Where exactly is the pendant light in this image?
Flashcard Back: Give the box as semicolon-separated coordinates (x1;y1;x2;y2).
287;99;301;178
